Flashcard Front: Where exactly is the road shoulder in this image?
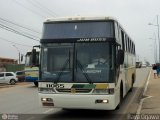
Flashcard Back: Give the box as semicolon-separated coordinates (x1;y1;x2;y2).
139;69;160;114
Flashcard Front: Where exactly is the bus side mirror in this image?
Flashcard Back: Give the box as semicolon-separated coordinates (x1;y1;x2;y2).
21;55;23;62
32;49;37;66
117;49;124;65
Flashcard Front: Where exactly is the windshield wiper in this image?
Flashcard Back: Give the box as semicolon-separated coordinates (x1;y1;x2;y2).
76;60;93;84
54;59;70;83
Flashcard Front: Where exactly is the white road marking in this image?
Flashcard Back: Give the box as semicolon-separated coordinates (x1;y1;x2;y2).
43;108;54;113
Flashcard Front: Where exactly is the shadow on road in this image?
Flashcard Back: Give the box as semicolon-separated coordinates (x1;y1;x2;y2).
0;83;14;88
41;109;121;120
27;85;37;88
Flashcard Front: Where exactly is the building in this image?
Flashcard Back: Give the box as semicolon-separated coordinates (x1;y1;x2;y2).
0;57;17;72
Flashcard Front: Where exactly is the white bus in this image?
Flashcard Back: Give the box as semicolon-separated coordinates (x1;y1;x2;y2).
38;16;136;110
25;46;40;86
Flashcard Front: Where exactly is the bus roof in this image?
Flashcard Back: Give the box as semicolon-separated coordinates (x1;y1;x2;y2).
45;16;117;23
44;16;134;44
26;47;40;53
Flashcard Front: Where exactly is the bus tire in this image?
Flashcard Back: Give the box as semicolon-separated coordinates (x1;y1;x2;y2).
129;80;134;92
34;82;38;87
116;82;123;110
129;75;135;92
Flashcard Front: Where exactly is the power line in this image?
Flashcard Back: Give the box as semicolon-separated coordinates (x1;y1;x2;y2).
30;0;58;17
0;17;41;39
0;21;41;39
35;0;58;17
14;0;46;19
0;37;32;47
0;23;40;41
27;0;56;17
35;0;58;16
0;17;41;34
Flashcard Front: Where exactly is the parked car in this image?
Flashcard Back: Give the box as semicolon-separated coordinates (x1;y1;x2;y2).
0;72;18;85
141;64;147;68
136;61;142;68
15;71;25;82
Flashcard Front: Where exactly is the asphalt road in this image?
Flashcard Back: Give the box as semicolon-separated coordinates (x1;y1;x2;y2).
0;68;150;120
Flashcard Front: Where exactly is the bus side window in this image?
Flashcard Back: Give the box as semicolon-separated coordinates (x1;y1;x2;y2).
121;30;125;51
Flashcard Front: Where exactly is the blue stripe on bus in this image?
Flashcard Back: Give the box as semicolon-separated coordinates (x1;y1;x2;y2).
25;76;38;82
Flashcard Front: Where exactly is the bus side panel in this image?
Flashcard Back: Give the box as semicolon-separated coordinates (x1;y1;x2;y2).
127;54;136;91
115;67;125;106
123;52;129;97
25;67;39;82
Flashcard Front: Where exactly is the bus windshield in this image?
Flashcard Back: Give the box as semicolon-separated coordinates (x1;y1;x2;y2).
41;42;114;83
25;52;31;66
25;51;39;67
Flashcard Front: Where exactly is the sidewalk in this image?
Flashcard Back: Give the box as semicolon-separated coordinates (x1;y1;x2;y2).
140;70;160;114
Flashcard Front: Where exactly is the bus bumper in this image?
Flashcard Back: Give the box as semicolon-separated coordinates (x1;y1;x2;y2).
39;93;117;110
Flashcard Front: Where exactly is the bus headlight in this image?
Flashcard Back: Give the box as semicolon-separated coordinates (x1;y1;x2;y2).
39;87;55;93
41;98;53;102
41;98;54;106
95;99;109;104
93;88;114;94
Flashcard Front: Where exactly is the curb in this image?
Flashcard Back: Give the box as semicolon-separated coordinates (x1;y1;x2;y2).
136;68;152;114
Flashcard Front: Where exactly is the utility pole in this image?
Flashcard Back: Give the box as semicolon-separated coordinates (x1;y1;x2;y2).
148;15;160;63
157;15;160;63
13;45;21;64
149;33;157;63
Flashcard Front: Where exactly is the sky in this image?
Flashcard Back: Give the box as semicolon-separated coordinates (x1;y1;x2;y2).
0;0;160;64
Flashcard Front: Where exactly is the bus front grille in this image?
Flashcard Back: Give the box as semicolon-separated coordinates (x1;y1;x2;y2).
56;88;92;93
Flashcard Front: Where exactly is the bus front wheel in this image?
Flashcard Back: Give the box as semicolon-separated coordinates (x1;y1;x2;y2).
129;75;135;92
116;82;123;110
34;82;38;87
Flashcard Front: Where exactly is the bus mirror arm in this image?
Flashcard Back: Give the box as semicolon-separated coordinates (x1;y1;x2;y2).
117;49;124;66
